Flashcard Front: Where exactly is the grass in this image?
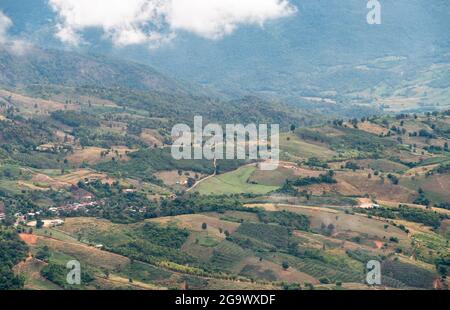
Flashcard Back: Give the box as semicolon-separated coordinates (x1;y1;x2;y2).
280;133;336;161
196;165;279;195
34;228;79;243
248;166;298;186
196;234;221;247
120;261;172;283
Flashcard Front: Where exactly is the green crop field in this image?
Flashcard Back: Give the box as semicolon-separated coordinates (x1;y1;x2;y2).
196;165;279;195
280;133;336;161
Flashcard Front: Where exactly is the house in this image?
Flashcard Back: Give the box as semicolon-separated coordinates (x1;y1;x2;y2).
71;186;94;201
27;219;65;228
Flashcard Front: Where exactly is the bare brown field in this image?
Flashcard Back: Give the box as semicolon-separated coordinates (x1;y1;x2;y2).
208;211;260;223
155;170;203;187
99;274;166;290
55;169;115;185
205;279;279;290
140;129;164;147
377;97;421;112
405;164;439;176
36;235;130;270
245;203;339;214
239;256;319;284
351;159;408;173
66;146;133;165
335;171;416;202
379;200;450;216
0;90;79;116
353;122;388;135
29;173;67;189
19;233;38;245
149;214;240;239
58;217;122;235
293;230;384;253
24;169;115;190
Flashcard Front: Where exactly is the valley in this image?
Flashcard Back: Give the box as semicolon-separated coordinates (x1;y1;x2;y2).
1;82;449;290
0;0;448;293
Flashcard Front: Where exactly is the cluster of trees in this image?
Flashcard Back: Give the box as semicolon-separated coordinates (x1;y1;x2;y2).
40;263;94;289
0;229;28;290
158;193;244;217
304;157;329;169
434;163;450;174
51;110;100;128
290;171;337;187
344;162;360;171
413;188;430;207
0;118;54;150
257;210;310;231
355;204;445;229
387;174;400;185
70;183;248;224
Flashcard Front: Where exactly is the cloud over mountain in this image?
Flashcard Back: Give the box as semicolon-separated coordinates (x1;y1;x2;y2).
0;10;30;54
0;10;13;44
48;0;296;46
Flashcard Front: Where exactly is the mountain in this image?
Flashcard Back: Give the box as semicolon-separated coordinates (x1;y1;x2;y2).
1;0;448;111
0;47;201;95
0;46;320;127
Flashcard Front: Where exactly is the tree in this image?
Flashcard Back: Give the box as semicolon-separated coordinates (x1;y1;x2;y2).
187;177;196;188
282;261;289;270
290;124;296;132
36;218;44;229
201;223;207;230
36;246;50;261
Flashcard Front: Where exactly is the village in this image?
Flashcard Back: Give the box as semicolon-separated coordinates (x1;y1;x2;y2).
1;186;104;229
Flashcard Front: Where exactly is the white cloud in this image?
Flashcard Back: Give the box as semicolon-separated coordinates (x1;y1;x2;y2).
0;10;13;44
48;0;296;46
166;0;296;39
0;10;32;55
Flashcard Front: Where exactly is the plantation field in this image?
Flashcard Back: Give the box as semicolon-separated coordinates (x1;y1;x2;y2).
149;214;240;239
245;203;409;249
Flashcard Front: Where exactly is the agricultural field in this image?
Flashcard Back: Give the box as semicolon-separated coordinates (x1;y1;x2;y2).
1;2;449;295
195;165;279;195
2;85;449;291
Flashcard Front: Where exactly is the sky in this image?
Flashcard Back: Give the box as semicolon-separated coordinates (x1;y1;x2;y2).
5;0;297;48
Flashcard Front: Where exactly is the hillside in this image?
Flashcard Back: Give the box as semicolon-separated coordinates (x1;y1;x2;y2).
0;0;448;292
2;0;448;114
1;93;449;290
0;47;315;127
